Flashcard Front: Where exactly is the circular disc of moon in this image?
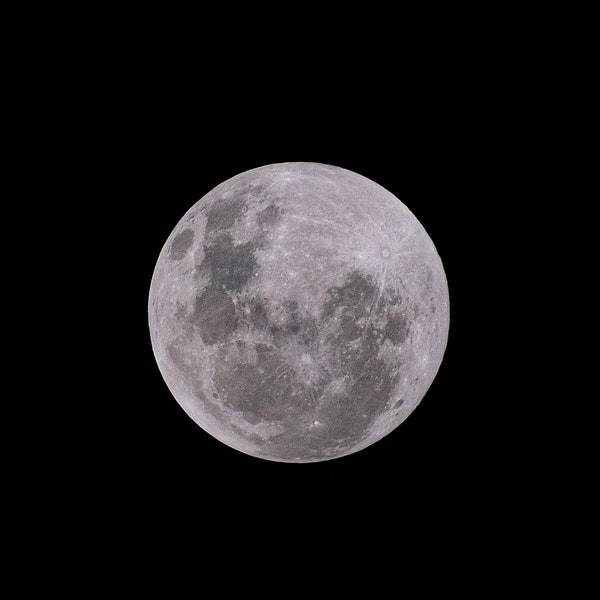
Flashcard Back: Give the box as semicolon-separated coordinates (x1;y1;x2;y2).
148;163;449;462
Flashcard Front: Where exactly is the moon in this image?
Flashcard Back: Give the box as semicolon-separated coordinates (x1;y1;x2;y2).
148;163;449;462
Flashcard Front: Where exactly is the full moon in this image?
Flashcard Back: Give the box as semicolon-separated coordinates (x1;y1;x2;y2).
148;163;449;462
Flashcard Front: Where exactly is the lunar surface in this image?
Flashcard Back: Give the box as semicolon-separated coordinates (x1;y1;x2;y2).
148;163;449;462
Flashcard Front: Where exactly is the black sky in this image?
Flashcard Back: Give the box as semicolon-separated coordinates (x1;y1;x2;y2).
12;9;571;587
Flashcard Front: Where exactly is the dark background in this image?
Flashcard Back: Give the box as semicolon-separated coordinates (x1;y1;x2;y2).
14;9;576;589
0;1;579;589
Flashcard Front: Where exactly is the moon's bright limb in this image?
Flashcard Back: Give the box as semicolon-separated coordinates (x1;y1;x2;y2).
148;163;449;462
